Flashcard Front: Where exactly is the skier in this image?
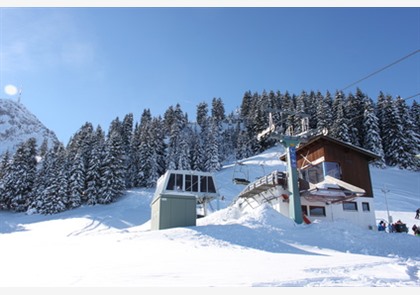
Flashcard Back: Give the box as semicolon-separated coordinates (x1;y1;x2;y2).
415;208;420;219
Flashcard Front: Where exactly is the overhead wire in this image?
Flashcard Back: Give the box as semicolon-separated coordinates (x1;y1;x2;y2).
341;49;420;92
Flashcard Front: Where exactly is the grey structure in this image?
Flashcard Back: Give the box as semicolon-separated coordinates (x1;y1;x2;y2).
151;170;220;230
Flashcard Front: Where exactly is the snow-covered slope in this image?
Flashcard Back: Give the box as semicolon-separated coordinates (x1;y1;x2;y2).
0;98;59;155
0;145;419;287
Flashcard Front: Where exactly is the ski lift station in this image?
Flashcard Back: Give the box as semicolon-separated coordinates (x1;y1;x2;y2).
234;134;381;230
151;170;220;230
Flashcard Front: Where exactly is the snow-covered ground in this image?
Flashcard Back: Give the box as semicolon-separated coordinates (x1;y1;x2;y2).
0;145;419;288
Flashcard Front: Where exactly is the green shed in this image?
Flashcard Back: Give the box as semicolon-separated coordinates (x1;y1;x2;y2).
150;170;220;231
151;193;197;230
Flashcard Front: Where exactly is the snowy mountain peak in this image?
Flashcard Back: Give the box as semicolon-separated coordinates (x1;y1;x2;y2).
0;98;59;155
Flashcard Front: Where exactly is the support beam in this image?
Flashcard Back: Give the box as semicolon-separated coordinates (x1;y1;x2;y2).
281;137;303;224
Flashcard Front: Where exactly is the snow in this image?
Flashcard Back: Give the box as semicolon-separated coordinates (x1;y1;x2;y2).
0;145;419;288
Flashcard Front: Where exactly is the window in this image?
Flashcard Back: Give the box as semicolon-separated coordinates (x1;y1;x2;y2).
185;175;199;192
309;206;326;217
343;202;358;211
301;161;341;184
362;202;370;212
302;163;324;183
200;176;217;193
323;162;341;179
166;173;183;191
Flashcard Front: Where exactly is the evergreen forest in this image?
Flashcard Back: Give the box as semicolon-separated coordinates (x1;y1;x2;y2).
0;88;419;215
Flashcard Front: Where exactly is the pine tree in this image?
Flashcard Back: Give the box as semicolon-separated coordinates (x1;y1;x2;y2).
31;143;68;214
0;151;11;209
98;124;126;204
346;88;366;147
205;118;221;172
362;98;386;168
315;91;328;131
410;100;420;155
381;94;405;167
85;127;104;205
211;97;226;122
196;102;209;129
331;90;350;143
294;90;308;134
394;96;419;170
121;113;134;188
2;138;38;212
68;152;84;209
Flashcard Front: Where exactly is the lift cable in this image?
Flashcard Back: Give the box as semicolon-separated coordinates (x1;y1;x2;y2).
341;49;420;91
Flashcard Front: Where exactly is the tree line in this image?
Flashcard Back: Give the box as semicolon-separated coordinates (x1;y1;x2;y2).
0;89;418;215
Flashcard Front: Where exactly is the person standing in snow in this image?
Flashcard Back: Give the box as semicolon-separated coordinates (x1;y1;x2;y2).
412;224;420;236
415;208;420;219
377;221;386;231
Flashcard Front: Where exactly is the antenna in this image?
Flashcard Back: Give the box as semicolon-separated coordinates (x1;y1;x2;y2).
17;86;22;103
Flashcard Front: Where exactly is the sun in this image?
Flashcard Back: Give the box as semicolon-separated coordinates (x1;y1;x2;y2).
4;84;18;96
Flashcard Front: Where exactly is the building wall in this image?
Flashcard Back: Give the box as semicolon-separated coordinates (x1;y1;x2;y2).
151;194;197;230
296;139;374;197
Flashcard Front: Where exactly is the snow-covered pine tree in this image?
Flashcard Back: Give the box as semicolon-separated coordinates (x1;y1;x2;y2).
31;143;68;214
362;98;386;168
394;96;419;170
294;90;308;134
38;138;49;158
146;117;166;187
330;90;350;143
196;102;209;129
204;118;221;172
85;126;105;205
280;91;295;135
307;91;318;130
2;138;38;212
68;152;84;209
0;152;11;209
380;94;405;167
211;97;225;122
240;90;253;120
177;126;192;171
121;113;134;188
410;100;420;155
98;121;126;204
166;104;187;170
315;91;329;131
346;88;366;147
189;124;204;171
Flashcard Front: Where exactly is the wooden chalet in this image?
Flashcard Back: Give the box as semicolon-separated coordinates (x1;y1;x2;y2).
280;134;380;198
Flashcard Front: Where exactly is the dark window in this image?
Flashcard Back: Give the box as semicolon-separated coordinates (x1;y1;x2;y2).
309;206;326;217
207;177;216;193
362;202;370;212
185;175;192;192
200;175;207;192
192;175;199;192
166;174;175;190
186;175;199;192
343;202;358;211
176;174;183;190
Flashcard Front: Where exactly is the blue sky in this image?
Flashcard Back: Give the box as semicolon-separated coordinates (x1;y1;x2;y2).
1;6;419;143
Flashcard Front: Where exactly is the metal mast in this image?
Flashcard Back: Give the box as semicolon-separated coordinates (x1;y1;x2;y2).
257;111;319;224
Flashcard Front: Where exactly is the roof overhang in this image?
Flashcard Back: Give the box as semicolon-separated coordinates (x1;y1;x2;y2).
280;135;381;162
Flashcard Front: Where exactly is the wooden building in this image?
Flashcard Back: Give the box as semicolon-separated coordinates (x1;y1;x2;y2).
282;135;380;198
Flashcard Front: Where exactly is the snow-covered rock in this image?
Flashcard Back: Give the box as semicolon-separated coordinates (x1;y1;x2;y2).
0;98;59;155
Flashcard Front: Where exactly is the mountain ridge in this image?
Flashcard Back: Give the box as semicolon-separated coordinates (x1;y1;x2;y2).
0;98;59;155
